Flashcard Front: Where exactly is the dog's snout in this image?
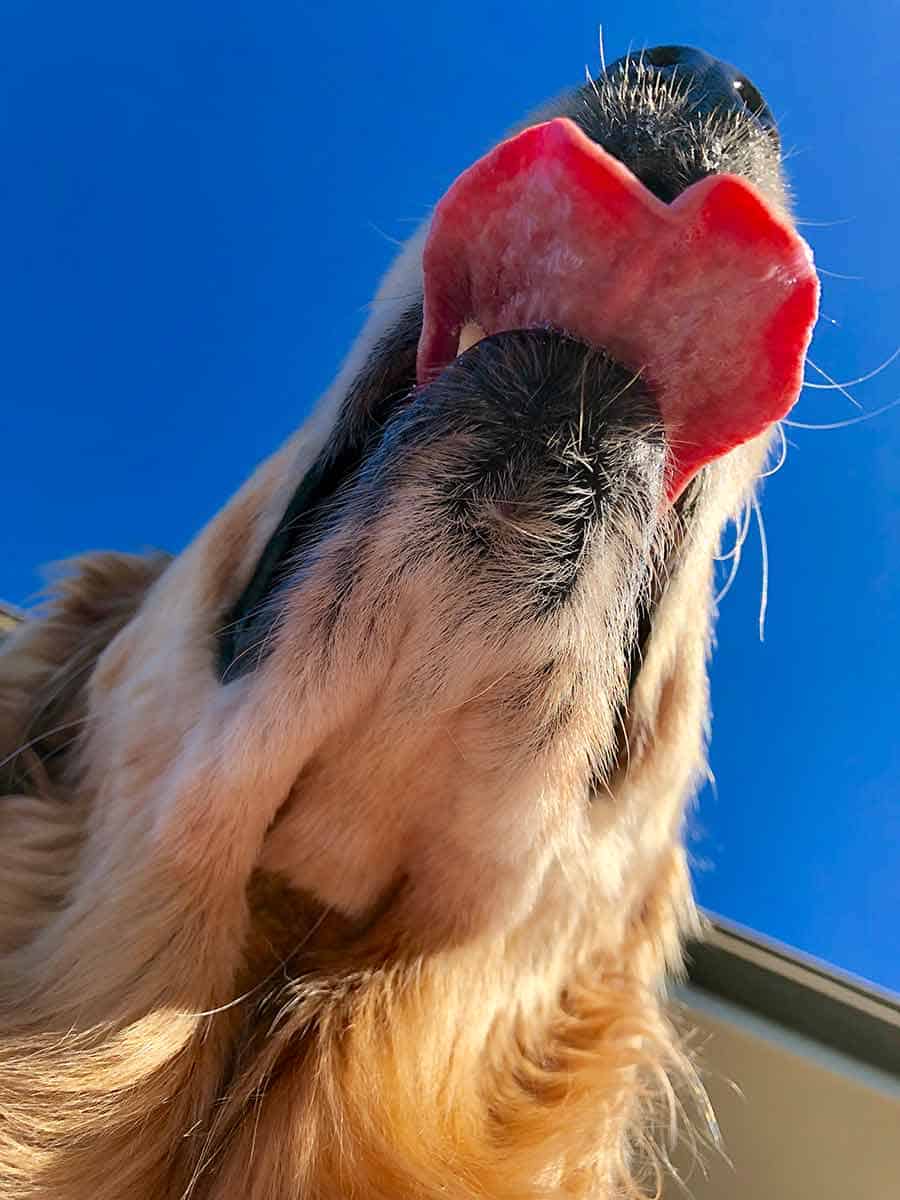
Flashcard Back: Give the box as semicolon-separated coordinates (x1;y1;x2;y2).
575;43;784;207
610;44;778;140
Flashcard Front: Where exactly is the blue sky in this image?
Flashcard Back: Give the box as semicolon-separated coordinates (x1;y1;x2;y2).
1;2;898;992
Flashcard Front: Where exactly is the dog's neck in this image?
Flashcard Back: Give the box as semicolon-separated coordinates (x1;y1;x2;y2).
165;850;697;1199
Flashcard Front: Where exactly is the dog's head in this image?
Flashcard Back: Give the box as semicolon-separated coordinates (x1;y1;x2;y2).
1;45;817;1198
2;48;814;954
201;46;812;943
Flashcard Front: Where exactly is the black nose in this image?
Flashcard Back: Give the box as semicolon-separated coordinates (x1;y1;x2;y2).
606;44;778;140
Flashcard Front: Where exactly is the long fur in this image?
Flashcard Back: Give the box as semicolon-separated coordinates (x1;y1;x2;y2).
0;55;792;1198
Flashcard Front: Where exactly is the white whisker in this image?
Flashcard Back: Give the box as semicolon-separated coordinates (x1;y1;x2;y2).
784;395;900;430
367;221;404;249
804;346;900;391
815;266;863;281
793;216;853;228
715;502;752;605
758;423;788;479
752;495;769;643
805;358;862;408
0;715;96;773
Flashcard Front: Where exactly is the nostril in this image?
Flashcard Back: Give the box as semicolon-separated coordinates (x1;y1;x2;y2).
604;45;781;144
643;45;686;69
732;73;776;129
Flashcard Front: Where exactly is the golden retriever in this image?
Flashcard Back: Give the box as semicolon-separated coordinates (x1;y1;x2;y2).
0;45;817;1199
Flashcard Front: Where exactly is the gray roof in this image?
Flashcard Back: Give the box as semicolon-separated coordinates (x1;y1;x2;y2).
0;602;25;639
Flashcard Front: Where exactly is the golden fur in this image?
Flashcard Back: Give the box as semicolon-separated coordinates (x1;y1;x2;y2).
0;56;790;1199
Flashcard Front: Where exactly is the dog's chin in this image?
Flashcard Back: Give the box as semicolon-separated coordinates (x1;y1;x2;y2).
218;327;669;681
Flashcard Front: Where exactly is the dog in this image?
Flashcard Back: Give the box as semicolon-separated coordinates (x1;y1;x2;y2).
0;45;817;1199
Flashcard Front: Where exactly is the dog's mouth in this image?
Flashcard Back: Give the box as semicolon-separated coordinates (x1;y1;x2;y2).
218;117;818;682
419;118;817;500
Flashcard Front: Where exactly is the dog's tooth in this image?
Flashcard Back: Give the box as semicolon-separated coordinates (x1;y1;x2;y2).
456;321;486;358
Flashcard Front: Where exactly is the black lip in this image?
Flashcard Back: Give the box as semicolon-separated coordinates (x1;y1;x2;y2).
217;391;413;682
217;307;422;680
217;449;356;681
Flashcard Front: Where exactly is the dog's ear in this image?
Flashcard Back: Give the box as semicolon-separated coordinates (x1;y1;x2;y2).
0;552;170;952
0;551;170;797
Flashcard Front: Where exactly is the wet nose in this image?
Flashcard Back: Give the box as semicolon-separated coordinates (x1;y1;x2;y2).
607;44;779;140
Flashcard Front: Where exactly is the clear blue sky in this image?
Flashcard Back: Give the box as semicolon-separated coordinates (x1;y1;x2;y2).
1;2;897;992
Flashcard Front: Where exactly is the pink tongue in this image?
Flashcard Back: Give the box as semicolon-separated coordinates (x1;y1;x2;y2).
418;117;819;500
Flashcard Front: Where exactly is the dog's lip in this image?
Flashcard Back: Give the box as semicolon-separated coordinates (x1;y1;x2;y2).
418;117;819;501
